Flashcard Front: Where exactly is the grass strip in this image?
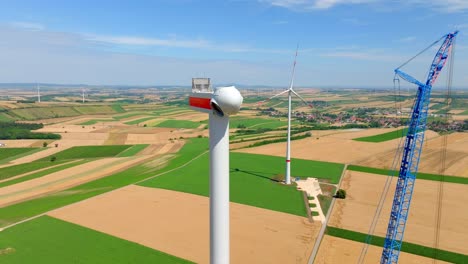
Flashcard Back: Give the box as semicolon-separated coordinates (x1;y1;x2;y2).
353;128;408;142
326;226;468;263
347;165;468;184
116;144;149;157
0;161;66;181
155;119;201;129
38;145;132;161
0;160;89;188
124;116;158;125
0;216;192;263
0;148;44;164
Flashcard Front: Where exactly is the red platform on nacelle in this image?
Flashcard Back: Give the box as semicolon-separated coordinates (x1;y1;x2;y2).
189;92;212;113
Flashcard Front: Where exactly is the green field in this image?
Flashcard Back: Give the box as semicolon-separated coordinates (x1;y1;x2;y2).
0;161;67;181
0;140;209;227
347;165;468;184
353;128;408;142
155;119;202;129
111;104;126;113
124;116;158;125
38;145;132;161
10;107;80;120
0;113;13;121
116;144;149;157
0;148;39;163
73;105;116;115
0;216;192;264
140;151;344;217
0;160;88;188
229;117;291;129
326;226;467;263
0;161;168;227
78;119;113;125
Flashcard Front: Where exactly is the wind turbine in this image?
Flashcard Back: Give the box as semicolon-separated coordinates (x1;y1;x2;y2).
37;84;41;103
81;88;85;103
259;46;312;185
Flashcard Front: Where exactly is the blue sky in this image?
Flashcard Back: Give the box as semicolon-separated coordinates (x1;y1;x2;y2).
0;0;467;88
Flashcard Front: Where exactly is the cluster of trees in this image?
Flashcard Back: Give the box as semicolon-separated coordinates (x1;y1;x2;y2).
0;122;61;140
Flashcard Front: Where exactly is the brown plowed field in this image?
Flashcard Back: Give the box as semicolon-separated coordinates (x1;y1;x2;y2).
328;170;468;255
48;186;320;264
315;235;451;264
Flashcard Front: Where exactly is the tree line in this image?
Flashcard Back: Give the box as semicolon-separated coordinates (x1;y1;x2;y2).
0;122;61;140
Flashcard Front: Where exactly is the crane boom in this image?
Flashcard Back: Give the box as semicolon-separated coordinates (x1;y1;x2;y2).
381;31;458;264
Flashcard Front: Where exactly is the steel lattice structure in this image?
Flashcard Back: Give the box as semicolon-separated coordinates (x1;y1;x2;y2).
381;31;458;264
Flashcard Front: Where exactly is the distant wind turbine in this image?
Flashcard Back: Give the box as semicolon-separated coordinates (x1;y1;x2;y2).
82;89;85;103
37;84;41;103
259;46;313;185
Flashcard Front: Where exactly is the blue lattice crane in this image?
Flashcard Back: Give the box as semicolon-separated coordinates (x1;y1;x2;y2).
381;31;458;264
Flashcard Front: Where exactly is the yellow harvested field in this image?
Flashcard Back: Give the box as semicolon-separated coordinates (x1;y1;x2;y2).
49;186;320;264
315;235;451;264
328;170;468;255
36;124;106;133
357;132;468;176
235;128;415;164
50;132;109;147
0;139;40;147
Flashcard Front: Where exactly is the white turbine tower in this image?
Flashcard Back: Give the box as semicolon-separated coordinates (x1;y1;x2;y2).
260;47;312;185
37;84;41;103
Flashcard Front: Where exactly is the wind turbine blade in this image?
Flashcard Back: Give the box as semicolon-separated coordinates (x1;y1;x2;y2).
291;89;313;108
258;89;289;105
288;44;299;90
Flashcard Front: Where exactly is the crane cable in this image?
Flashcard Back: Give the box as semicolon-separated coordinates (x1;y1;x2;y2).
433;38;455;263
357;97;415;264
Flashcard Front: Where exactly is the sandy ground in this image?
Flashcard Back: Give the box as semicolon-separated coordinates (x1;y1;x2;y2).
357;132;468;176
0;155;152;208
235;128;433;164
328;170;468;255
0;139;40;147
48;186;320;264
315;235;451;264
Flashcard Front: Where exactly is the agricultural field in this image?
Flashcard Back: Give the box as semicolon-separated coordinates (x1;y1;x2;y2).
0;216;191;264
0;148;41;163
320;169;468;261
38;145;132;161
0;89;465;263
140;149;344;217
116;144;149;157
155;119;202;129
0;161;66;181
353;128;408;142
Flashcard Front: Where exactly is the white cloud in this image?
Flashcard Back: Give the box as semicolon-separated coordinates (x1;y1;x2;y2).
259;0;376;10
260;0;468;12
9;21;45;31
88;35;212;49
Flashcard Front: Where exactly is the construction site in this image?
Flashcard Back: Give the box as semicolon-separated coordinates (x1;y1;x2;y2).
0;26;467;264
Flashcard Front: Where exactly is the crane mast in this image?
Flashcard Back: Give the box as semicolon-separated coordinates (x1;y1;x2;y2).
381;31;458;264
